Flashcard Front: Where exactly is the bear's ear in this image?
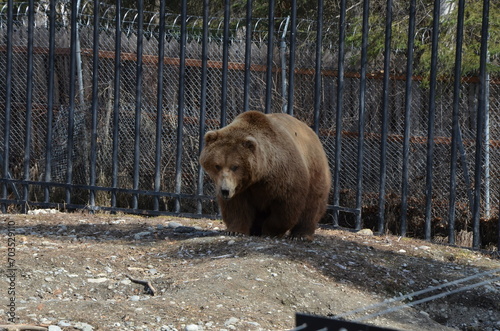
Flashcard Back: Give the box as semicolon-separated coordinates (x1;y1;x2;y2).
243;136;257;152
204;131;218;145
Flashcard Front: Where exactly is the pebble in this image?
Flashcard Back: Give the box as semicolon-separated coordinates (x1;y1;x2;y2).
73;322;94;331
58;321;72;327
185;325;199;331
48;326;62;331
224;317;239;326
87;277;108;283
129;295;141;301
134;231;152;240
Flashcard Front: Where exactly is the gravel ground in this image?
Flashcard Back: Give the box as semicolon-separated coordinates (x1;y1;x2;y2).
0;212;499;331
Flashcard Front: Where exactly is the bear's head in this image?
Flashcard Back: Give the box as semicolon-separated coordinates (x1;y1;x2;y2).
199;130;260;200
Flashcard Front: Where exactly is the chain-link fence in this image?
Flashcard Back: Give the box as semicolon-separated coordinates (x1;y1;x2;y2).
1;1;498;247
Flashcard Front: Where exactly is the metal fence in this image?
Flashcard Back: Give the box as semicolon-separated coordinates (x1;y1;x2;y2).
0;0;498;249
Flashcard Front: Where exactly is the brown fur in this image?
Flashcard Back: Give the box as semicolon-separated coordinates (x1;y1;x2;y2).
199;111;331;240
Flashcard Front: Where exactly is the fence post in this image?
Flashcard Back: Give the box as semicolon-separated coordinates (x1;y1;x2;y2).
132;0;144;211
401;0;417;237
23;0;35;212
44;0;56;204
312;0;323;134
111;0;122;210
196;0;209;214
332;0;347;227
220;0;230;127
153;0;166;212
423;0;442;241
174;0;188;213
1;0;14;213
472;0;490;249
378;0;393;234
280;16;290;114
448;0;466;245
243;0;253;112
264;0;275;114
286;0;297;116
354;0;370;230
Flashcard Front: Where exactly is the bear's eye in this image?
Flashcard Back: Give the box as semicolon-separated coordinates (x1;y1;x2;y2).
230;165;239;172
215;165;222;171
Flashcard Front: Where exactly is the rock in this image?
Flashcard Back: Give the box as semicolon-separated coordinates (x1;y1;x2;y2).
167;221;183;228
224;317;239;326
185;324;199;331
58;321;72;327
174;226;196;233
129;295;141;301
134;231;152;240
73;322;94;331
120;278;132;285
357;228;373;236
87;278;108;283
48;326;62;331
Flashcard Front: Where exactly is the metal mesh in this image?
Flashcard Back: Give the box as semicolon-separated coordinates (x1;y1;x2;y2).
0;2;498;237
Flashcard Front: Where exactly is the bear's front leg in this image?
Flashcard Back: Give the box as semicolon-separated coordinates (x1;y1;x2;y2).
218;195;255;236
260;200;302;238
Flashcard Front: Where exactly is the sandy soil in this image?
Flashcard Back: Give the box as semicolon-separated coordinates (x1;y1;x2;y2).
1;212;499;331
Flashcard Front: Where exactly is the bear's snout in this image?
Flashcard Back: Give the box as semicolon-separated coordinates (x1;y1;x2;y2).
220;188;230;199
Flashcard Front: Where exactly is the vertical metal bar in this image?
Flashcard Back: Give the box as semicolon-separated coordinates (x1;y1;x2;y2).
44;0;56;203
132;0;144;210
355;0;370;230
448;0;466;245
377;0;393;234
2;0;14;212
286;0;297;116
174;0;188;213
484;71;490;219
220;0;230;127
423;0;441;241
23;0;35;211
197;0;209;214
264;0;275;114
89;0;100;211
312;0;323;134
332;0;347;227
75;0;84;106
473;0;490;249
66;0;78;206
111;0;122;209
154;0;166;211
243;0;253;112
401;0;416;237
280;16;290;113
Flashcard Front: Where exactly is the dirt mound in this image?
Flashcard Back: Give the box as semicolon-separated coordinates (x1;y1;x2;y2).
1;212;499;331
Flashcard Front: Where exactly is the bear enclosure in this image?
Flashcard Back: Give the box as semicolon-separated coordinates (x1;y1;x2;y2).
0;0;499;249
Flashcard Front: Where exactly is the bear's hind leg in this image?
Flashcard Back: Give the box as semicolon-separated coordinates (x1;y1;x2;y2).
289;203;325;241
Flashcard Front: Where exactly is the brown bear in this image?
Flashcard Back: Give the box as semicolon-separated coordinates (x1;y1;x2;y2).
199;111;331;240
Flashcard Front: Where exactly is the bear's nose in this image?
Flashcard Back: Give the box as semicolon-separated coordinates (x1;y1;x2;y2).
220;189;230;199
